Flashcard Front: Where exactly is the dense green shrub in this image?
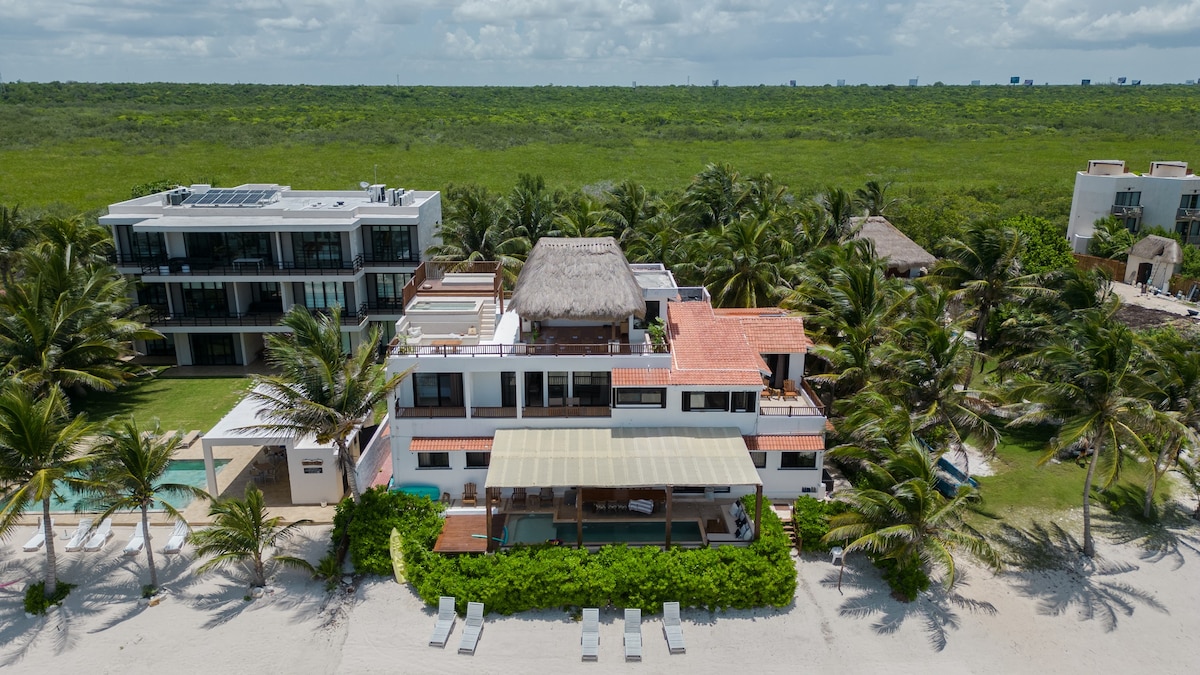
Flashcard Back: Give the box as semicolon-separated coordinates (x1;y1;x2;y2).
876;558;930;602
351;491;796;614
332;486;444;576
24;581;75;615
793;496;850;552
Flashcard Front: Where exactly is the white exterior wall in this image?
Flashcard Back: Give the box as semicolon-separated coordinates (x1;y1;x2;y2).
1067;164;1200;253
286;445;344;505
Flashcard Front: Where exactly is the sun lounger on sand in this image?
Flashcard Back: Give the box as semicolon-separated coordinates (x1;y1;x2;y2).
624;608;643;661
457;602;484;655
581;607;600;661
123;523;146;556
22;517;53;552
84;518;113;551
429;596;456;647
163;520;189;554
663;601;686;654
65;518;94;553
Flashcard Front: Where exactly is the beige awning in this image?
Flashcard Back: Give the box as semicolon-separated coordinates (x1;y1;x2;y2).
485;427;762;489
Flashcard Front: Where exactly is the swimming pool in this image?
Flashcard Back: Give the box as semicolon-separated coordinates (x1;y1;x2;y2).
506;513;704;546
408;300;480;312
33;459;230;513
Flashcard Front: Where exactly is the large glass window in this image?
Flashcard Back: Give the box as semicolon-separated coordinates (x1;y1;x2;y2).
731;391;757;413
548;372;568;401
413;373;464;407
367;226;416;263
302;281;345;310
1181;194;1200;210
573;371;611;406
417;452;450;469
781;452;818;469
130;231;165;262
465;452;490;469
181;282;227;317
1114;191;1141;206
501;372;517;408
682;391;730;411
293;232;343;268
613;388;666;407
525;372;544;407
370;273;412;309
137;283;169;313
750;452;767;469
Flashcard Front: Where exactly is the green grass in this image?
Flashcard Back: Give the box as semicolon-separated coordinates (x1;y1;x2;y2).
70;370;252;432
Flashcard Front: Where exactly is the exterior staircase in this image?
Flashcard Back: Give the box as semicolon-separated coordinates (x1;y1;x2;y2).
479;302;497;340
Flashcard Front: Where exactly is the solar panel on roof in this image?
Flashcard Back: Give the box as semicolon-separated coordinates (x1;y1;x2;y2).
181;192;205;205
197;193;220;204
180;188;279;207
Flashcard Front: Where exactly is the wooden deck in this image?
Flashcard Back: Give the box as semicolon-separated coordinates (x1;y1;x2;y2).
433;513;508;554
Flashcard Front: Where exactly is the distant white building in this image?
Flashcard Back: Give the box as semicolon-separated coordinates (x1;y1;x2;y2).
101;183;440;366
1066;160;1200;253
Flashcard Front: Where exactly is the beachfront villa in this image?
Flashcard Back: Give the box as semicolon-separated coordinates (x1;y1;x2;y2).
384;238;828;552
1066;159;1200;253
101;183;440;366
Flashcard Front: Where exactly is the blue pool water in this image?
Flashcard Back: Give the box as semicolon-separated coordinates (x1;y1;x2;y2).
37;459;230;513
506;513;704;546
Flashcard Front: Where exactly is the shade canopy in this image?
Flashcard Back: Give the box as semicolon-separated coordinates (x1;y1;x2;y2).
485;427;762;489
851;216;936;270
508;237;646;321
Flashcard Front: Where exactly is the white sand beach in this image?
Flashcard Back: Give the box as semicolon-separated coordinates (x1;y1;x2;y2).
3;517;1199;675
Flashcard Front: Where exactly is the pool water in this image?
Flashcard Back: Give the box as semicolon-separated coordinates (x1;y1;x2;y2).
39;459;230;513
506;513;704;546
410;301;479;311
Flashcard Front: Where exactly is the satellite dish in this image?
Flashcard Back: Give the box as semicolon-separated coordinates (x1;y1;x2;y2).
359;181;370;189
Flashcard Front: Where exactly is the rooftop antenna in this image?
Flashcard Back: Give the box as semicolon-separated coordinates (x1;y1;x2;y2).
374;164;378;184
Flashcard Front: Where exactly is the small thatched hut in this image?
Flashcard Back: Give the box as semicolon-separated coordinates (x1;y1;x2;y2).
509;237;646;322
850;216;936;278
1125;234;1182;291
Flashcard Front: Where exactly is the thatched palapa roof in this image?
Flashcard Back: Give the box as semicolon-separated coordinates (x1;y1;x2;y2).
1128;234;1183;264
850;216;937;270
508;237;646;321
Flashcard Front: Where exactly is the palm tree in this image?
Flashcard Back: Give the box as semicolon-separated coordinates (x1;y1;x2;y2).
555;194;609;239
0;384;95;599
853;180;899;217
700;215;791;308
0;204;33;285
190;484;313;588
503;173;562;247
679;163;748;232
86;418;210;591
824;441;1000;597
930;222;1043;365
1088;216;1137;261
241;306;406;503
427;183;525;287
819;186;857;236
1138;329;1200;519
599;179;654;243
1008;305;1168;556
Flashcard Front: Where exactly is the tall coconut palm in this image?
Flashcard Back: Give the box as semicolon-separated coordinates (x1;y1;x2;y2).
853;180;899;217
819;186;857;236
701;215;791;308
0;204;33;285
930;222;1043;365
503;173;562;248
1138;329;1200;519
600;179;654;244
241;306;406;504
190;484;313;588
824;441;1000;597
427;183;525;287
679;163;748;232
0;384;95;599
1009;305;1167;556
86;418;210;591
555;194;610;239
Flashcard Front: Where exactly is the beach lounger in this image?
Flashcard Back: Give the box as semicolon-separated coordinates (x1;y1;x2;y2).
429;596;457;648
163;520;189;554
84;518;113;551
457;601;485;655
65;518;94;553
581;607;600;661
662;601;686;654
123;523;146;556
21;517;53;552
624;608;643;661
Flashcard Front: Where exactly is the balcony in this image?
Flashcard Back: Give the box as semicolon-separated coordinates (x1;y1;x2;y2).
361;253;420;266
1179;207;1200;221
758;380;825;416
139;255;365;277
521;405;612;418
395;407;468;419
364;298;407;313
148;303;369;328
390;342;663;357
1110;204;1143;218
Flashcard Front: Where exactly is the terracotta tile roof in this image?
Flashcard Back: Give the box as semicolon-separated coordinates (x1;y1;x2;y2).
743;435;825;451
612;368;671;386
734;316;813;353
666;301;765;386
410;437;493;452
712;307;788;316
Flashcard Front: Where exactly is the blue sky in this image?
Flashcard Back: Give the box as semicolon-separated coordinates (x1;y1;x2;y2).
3;1;1200;86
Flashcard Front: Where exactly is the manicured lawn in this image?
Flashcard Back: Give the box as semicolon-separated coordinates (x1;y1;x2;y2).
70;370;252;432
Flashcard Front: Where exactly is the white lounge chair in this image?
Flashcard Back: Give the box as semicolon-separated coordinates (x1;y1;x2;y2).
662;601;686;654
64;518;94;553
123;523;146;556
581;607;600;661
624;608;643;661
457;601;485;655
429;596;457;647
84;518;113;551
163;520;189;554
21;517;53;552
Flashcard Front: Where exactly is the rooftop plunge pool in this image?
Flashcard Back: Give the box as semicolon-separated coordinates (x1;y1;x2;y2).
407;300;481;313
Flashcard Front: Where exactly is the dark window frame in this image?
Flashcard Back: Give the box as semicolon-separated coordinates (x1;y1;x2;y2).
613;387;667;408
731;391;757;413
682;391;730;412
465;452;491;469
780;452;818;470
417;452;451;469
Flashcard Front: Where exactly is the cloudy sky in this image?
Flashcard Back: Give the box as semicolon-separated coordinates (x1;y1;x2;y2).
2;1;1199;86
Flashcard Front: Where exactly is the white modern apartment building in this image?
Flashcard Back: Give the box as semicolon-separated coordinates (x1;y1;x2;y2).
384;238;828;549
1066;159;1200;253
101;183;440;366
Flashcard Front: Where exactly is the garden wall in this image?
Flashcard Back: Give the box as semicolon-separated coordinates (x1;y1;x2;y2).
1073;253;1125;280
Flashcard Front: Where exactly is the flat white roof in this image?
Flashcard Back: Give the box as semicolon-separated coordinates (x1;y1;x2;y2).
203;386;339;451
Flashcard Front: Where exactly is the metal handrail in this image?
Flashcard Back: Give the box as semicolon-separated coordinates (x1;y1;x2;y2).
390;342;665;357
140;254;365;276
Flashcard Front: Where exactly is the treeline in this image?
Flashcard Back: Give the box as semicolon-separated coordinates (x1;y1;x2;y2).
3;81;1199;150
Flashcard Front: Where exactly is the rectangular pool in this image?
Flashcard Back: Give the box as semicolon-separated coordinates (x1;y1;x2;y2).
36;459;230;513
409;300;480;312
506;514;704;546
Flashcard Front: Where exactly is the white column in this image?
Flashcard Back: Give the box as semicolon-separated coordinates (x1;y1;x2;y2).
202;440;219;495
462;371;473;417
515;369;524;419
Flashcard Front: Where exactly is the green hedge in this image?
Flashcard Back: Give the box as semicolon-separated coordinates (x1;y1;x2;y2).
338;490;796;614
332;486;445;576
793;496;850;552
